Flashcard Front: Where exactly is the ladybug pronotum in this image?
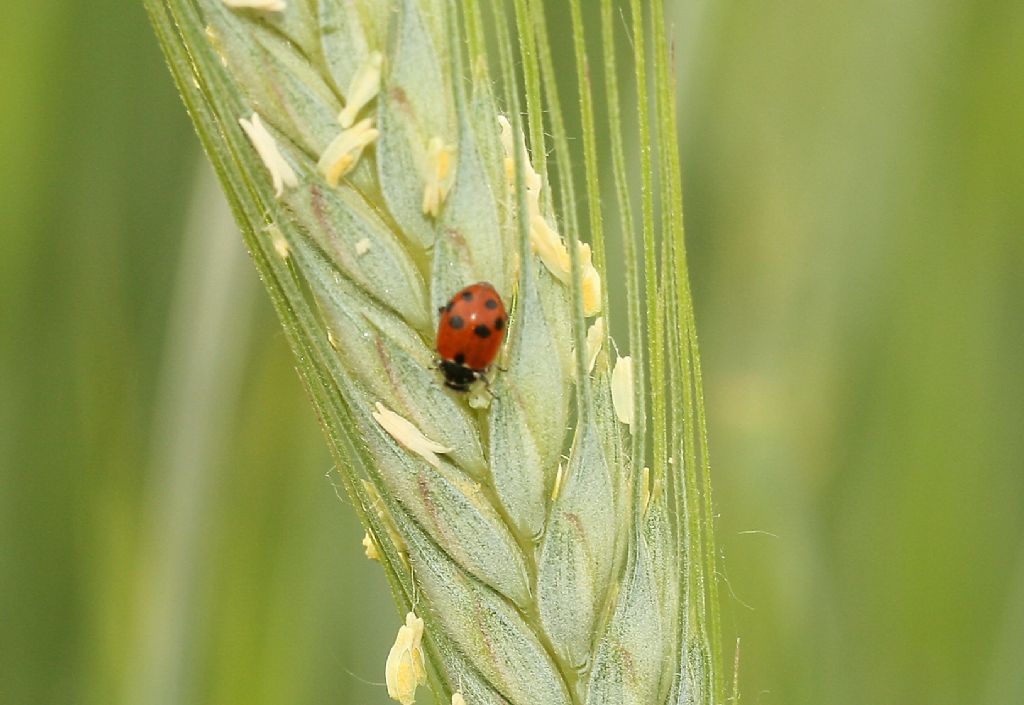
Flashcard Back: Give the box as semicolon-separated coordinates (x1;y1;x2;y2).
435;281;507;392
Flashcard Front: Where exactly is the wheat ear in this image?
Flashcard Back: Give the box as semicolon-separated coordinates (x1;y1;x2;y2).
145;0;723;703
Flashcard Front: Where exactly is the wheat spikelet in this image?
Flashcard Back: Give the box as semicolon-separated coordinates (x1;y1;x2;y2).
145;0;722;703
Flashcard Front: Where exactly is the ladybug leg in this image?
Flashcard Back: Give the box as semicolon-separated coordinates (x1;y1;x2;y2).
432;358;456;391
477;371;499;400
494;354;509;374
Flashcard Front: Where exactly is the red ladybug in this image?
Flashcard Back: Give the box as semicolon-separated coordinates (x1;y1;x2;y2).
435;282;507;391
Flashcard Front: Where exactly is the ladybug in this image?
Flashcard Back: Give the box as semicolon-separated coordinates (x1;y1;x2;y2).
435;281;508;392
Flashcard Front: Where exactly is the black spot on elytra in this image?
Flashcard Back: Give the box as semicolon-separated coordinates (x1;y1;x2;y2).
454;352;466;365
449;315;464;329
485;298;498;310
474;324;492;338
461;290;474;301
494;317;505;331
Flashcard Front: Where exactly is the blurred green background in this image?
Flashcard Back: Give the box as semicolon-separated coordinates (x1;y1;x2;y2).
1;2;1021;705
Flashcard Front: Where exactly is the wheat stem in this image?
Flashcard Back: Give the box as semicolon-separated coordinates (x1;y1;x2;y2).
144;1;723;703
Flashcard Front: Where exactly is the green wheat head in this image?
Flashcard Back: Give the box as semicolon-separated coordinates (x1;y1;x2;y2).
144;0;722;703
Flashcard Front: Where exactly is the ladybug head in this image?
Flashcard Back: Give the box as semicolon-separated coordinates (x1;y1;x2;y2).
439;359;479;392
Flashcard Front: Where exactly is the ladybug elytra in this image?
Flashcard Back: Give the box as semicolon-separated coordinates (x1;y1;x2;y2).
435;282;507;392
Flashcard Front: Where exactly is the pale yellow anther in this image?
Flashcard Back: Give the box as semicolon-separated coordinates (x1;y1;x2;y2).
551;463;564;501
529;225;602;316
361;480;408;560
223;0;286;11
529;214;571;280
239;113;298;198
385;612;427;705
498;115;516;184
451;693;466;705
585;317;605;374
355;238;371;256
362;530;380;561
641;467;651;514
573;243;603;316
373;402;452;468
339;51;383;128
422;137;455;217
267;224;290;259
581;258;603;317
611;356;635;432
497;115;542;194
318;118;380;187
497;113;602;315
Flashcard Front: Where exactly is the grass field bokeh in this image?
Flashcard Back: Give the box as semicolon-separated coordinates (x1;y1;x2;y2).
1;2;1021;704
